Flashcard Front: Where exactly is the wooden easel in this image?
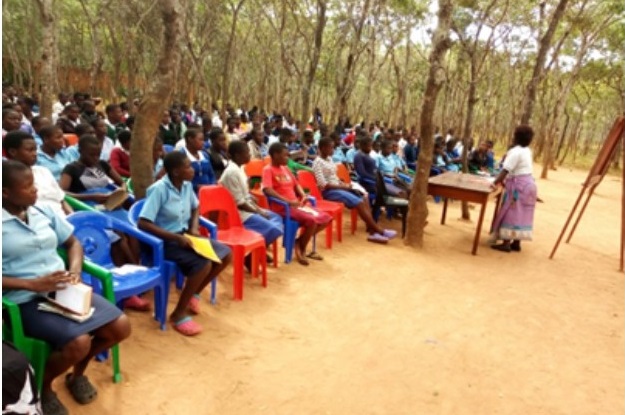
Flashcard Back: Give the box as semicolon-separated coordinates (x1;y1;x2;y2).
550;116;625;271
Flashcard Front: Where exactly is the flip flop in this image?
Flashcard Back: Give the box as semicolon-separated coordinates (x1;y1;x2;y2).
381;229;397;240
123;295;151;312
171;317;202;336
306;252;324;261
41;390;69;415
188;294;201;315
368;233;389;244
65;374;98;405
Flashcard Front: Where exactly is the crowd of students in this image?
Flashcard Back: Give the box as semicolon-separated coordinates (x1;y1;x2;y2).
2;88;536;415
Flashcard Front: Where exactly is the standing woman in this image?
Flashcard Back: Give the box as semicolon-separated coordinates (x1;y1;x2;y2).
490;125;537;253
2;160;131;415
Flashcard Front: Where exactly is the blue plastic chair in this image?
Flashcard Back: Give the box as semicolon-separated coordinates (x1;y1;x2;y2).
66;211;169;330
265;196;316;264
163;144;175;154
128;199;218;304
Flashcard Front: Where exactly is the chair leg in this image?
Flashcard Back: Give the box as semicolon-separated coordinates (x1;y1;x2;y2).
401;207;408;238
272;241;279;269
233;248;244;300
325;221;333;249
111;344;122;383
261;247;268;287
350;208;358;234
337;211;343;242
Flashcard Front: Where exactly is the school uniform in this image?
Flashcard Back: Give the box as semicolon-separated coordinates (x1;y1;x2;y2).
332;147;347;164
208;148;228;180
219;162;283;246
100;136;115;162
32;166;66;216
248;141;268;160
2;205;122;348
36;148;72;181
312;156;363;208
139;175;231;276
181;147;216;193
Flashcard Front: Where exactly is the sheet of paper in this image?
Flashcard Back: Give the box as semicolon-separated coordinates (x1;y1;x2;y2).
184;234;223;263
111;264;149;276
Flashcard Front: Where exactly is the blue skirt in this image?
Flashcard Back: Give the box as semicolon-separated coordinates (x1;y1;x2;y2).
17;294;123;349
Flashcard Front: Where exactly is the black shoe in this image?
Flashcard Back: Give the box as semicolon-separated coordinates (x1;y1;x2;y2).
244;255;252;273
511;241;521;252
491;244;511;253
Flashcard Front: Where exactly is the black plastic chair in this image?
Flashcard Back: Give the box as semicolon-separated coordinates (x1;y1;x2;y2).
374;171;409;237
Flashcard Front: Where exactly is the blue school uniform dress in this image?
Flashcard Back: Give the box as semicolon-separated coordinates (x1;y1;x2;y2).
36;148;72;181
139;175;231;276
332;147;347;164
345;148;357;164
2;206;122;348
181;147;216;193
376;154;396;175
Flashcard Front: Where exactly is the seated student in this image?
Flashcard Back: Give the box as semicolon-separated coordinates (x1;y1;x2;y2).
485;140;495;170
330;132;347;164
313;138;397;244
248;128;268;160
403;134;419;170
31;115;51;146
63;123;97;163
159;110;179;146
285;130;306;163
3;108;22;138
138;152;232;336
36;125;72;180
345;138;359;169
301;129;318;163
153;135;166;179
109;130;132;178
432;142;448;173
5;130;72;216
208;128;229;180
468;141;490;173
262;143;332;266
2;160;131;415
55;104;81;134
91;118;115;162
376;140;411;195
180;128;216;192
354;137;406;197
444;139;462;172
391;141;409;174
219;141;284;260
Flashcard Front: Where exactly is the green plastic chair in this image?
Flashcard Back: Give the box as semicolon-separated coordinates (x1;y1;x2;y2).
64;195;96;212
2;254;122;391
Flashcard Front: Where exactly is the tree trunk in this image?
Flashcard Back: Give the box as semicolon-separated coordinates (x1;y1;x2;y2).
460;60;478;220
519;0;569;125
300;0;327;125
35;0;57;119
404;0;454;248
221;0;245;122
130;0;186;199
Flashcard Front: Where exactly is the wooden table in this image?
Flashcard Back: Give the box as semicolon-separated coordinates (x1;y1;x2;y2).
428;172;502;255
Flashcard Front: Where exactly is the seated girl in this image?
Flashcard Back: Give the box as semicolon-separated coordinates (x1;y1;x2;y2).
247;128;268;160
313;138;397;244
36;125;73;181
2;160;131;415
109;130;132;178
180;128;216;193
91;118;115;162
262;143;332;266
444;139;462;172
138;152;232;336
365;139;408;197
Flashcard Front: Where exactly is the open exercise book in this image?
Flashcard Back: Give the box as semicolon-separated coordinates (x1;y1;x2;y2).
184;234;222;263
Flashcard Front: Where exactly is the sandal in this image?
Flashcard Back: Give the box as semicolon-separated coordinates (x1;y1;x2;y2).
491;244;511;253
65;374;98;405
294;241;309;266
123;295;151;312
511;241;521;252
381;229;397;240
171;316;202;336
188;294;201;315
306;252;324;261
368;233;389;244
42;390;69;415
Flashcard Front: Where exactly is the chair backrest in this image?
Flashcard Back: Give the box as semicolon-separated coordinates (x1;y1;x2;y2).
163;144;175;154
263;156;271;165
128;199;145;226
66;211;114;267
336;163;352;184
296;170;322;199
244;160;265;178
198;185;243;228
374;171;389;207
64;134;79;146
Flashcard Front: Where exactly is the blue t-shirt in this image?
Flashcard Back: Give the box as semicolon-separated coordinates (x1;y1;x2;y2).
332;147;347;163
139;175;199;234
377;154;397;175
2;206;74;304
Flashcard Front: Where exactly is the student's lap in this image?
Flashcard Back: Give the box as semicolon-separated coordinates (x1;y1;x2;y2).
163;238;231;276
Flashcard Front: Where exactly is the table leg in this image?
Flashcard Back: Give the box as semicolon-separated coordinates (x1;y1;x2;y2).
490;193;502;232
441;197;448;225
473;201;487;255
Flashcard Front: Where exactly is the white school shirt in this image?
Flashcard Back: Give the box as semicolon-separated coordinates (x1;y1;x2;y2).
32;166;66;217
100;137;115;161
218;162;255;222
503;145;533;176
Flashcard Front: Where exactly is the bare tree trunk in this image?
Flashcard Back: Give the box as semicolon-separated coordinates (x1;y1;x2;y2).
35;0;57;119
300;0;327;124
519;0;569;125
404;0;454;248
460;62;478;219
130;0;185;199
221;0;245;122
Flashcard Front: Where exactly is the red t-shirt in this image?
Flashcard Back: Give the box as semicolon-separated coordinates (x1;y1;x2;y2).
261;165;297;200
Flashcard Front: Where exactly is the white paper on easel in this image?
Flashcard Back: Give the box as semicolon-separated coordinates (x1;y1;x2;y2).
47;283;92;316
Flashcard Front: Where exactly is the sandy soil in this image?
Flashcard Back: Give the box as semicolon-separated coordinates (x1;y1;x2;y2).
59;166;623;415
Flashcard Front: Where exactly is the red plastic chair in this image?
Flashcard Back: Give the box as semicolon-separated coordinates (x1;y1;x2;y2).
244;160;265;188
336;163;359;235
199;186;268;300
64;134;79;146
297;170;343;249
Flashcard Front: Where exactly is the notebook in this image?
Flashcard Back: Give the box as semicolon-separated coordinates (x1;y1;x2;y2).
184;234;222;263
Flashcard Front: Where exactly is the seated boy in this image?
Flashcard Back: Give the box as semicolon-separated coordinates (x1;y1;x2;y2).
219;140;284;263
139;151;232;336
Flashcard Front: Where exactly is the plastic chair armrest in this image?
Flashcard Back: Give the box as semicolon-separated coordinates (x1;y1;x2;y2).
2;297;26;348
199;217;218;239
64;195;96;212
56;250;116;304
266;196;291;219
108;218;164;268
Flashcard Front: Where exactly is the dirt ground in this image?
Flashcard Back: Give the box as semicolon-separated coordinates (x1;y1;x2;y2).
59;166;623;415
